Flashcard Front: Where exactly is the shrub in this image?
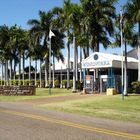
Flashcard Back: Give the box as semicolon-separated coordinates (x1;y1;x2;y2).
62;80;67;88
24;80;30;86
0;80;4;85
131;81;140;94
70;80;73;88
41;80;45;88
19;80;23;85
76;80;81;90
54;80;60;88
36;80;40;87
127;88;133;93
30;80;34;86
13;80;19;86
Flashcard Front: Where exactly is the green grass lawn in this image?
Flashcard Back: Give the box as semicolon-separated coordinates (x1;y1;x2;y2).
40;94;140;123
0;88;72;102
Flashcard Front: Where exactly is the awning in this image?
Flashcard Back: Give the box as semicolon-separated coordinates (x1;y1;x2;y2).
82;52;138;69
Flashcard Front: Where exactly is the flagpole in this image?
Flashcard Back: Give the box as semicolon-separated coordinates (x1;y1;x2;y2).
120;10;124;100
49;30;55;95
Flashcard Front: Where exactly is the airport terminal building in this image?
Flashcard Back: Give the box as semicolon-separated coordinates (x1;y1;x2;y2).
82;50;138;93
53;48;138;93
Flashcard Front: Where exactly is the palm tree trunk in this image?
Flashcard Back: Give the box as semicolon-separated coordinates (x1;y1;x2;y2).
80;46;82;82
29;57;31;85
35;60;37;86
76;46;78;81
60;66;63;88
94;42;99;82
138;45;140;81
40;60;42;88
13;59;16;81
45;59;48;87
83;47;87;59
6;60;9;85
18;55;21;85
124;39;127;95
66;36;70;89
4;61;6;85
9;60;12;85
22;53;25;85
52;55;55;88
4;61;6;86
94;41;99;52
5;60;8;86
72;36;76;92
1;62;4;85
138;23;140;81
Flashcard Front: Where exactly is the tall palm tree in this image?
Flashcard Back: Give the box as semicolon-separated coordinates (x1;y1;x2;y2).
0;25;11;85
81;0;117;52
52;0;73;89
51;33;65;87
68;3;83;92
28;10;53;87
113;14;137;95
124;0;140;81
63;0;73;89
28;10;65;88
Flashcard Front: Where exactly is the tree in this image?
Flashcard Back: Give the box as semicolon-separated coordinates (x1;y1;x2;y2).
0;25;13;85
113;14;137;95
81;0;117;52
28;10;65;88
124;0;140;81
28;10;53;87
69;3;83;92
51;0;73;89
50;30;65;87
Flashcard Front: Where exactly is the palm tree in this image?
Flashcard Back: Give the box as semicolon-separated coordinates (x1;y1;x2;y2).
81;0;117;52
0;25;11;85
28;10;53;87
51;31;65;87
63;0;73;89
112;14;137;95
28;10;65;88
68;3;83;92
80;0;117;85
51;0;73;89
124;0;140;81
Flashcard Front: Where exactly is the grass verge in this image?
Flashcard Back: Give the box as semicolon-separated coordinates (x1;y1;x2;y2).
0;88;72;102
40;94;140;123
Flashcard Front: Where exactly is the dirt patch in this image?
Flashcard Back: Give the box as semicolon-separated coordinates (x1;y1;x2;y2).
21;94;93;105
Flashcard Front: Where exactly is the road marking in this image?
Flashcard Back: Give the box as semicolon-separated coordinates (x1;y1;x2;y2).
0;109;140;140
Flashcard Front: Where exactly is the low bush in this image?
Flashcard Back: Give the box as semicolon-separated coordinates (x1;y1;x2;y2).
70;80;73;88
36;80;40;87
54;80;60;88
13;80;19;85
62;80;67;88
131;81;140;94
41;80;45;87
0;80;4;85
24;80;30;86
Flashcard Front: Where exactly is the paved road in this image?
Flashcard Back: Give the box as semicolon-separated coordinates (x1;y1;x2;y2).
0;102;140;140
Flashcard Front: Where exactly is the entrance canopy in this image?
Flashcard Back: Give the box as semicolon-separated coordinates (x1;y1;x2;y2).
82;52;138;69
